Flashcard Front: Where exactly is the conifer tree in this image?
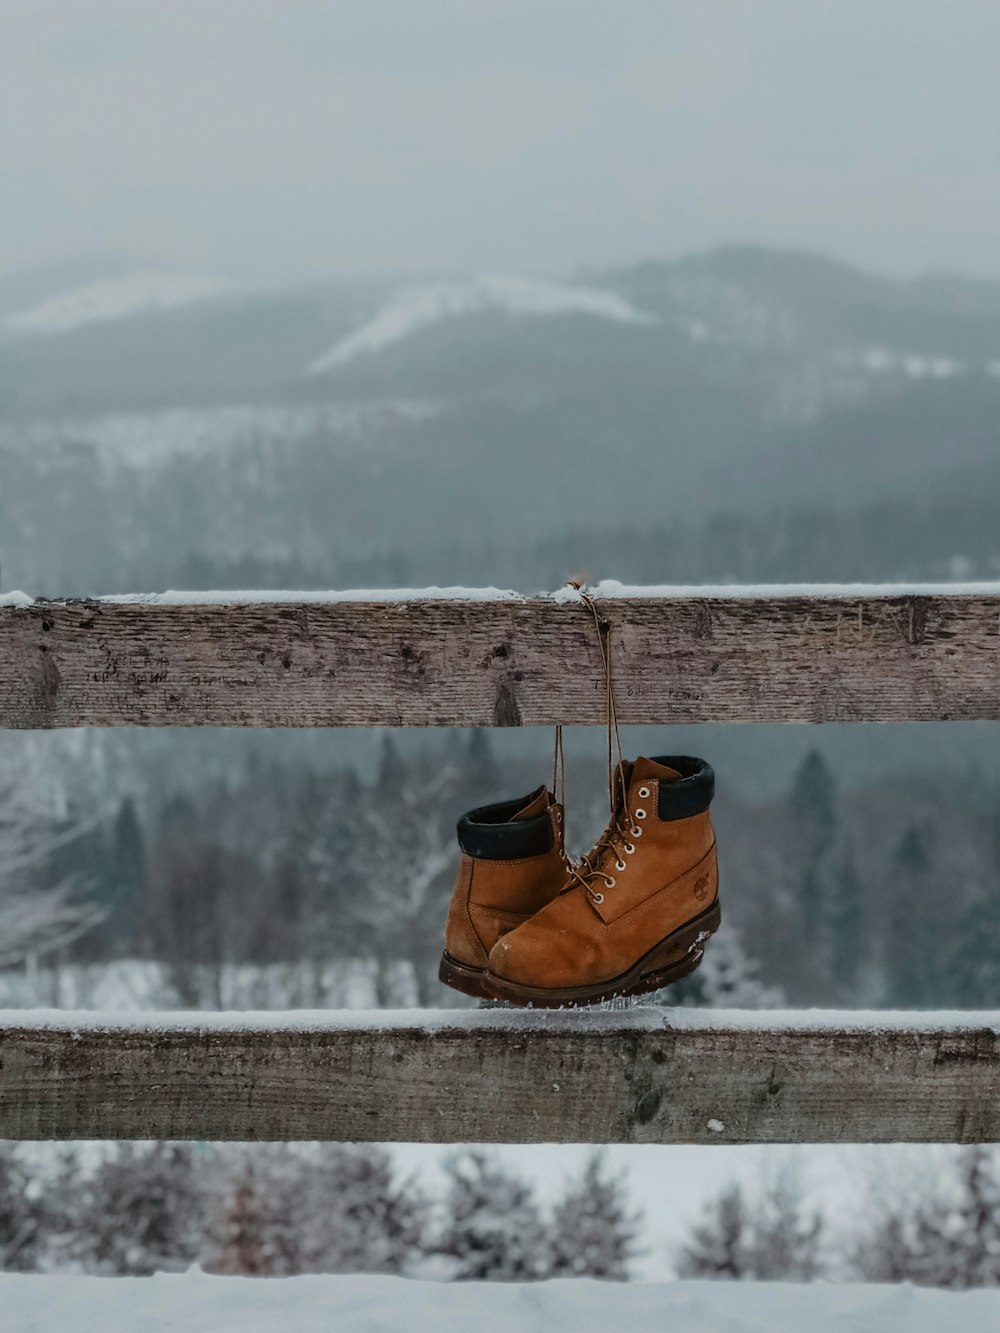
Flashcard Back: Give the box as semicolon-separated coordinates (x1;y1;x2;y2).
855;1147;1000;1288
217;1144;427;1276
751;1170;824;1281
677;1184;751;1279
109;797;145;907
436;1150;547;1281
789;749;837;948
72;1143;208;1275
213;1170;272;1275
678;1170;824;1281
886;823;933;1005
672;925;785;1009
827;844;865;1000
463;729;500;801
547;1151;642;1280
0;1142;47;1272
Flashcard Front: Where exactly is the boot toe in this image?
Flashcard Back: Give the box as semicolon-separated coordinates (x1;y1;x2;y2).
487;919;600;990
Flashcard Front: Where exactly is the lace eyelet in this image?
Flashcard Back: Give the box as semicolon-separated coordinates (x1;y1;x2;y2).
592;892;604;904
636;809;647;821
638;786;650;798
625;843;635;854
631;827;643;838
615;860;626;872
604;876;616;889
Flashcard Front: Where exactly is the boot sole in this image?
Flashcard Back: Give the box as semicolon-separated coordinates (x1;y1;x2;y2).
483;899;722;1008
438;951;493;1001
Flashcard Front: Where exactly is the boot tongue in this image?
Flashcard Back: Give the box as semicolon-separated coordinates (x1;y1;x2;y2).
631;756;681;785
509;785;549;822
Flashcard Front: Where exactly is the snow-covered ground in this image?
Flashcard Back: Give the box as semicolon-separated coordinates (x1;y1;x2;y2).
4;1271;999;1332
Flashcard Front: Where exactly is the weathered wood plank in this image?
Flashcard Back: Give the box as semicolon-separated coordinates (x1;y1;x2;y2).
2;1009;999;1143
0;586;999;727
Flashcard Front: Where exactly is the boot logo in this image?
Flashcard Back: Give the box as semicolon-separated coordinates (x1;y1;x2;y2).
693;874;710;901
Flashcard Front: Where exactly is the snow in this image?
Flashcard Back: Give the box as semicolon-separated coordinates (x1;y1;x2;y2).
3;1271;1000;1332
306;274;658;373
848;345;968;379
9;580;1000;612
568;578;1000;600
4;1005;999;1036
2;271;228;335
96;586;524;606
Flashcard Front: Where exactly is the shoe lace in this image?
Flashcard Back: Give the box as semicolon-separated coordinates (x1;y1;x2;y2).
555;588;636;907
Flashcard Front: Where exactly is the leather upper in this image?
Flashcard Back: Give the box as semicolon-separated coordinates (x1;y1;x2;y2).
487;758;718;990
444;788;567;970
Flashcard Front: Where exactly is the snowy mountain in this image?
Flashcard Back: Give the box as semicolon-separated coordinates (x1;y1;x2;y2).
3;270;229;335
1;245;999;599
306;274;657;373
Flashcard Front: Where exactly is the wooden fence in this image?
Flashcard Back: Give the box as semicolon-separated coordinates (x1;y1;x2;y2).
1;584;998;1143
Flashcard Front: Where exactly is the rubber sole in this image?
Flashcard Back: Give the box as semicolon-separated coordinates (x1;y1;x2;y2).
483;898;722;1008
438;951;494;1001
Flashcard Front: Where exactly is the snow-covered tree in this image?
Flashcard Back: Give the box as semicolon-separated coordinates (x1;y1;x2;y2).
71;1143;208;1275
677;1168;824;1281
0;1143;48;1273
210;1144;427;1276
853;1147;1000;1288
212;1169;272;1275
885;823;935;1005
547;1151;642;1280
672;924;785;1009
677;1184;751;1279
436;1150;547;1281
0;739;104;972
789;749;838;947
826;843;865;1001
751;1168;824;1281
352;759;458;1006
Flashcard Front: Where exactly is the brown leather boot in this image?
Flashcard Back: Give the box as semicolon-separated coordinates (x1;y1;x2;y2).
439;785;567;1000
484;756;719;1006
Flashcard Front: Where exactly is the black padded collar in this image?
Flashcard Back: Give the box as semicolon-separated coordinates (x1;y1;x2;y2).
649;756;715;821
457;790;553;860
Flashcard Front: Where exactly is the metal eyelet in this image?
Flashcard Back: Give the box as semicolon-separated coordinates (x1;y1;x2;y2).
616;859;626;872
625;843;635;854
592;892;604;904
636;808;647;820
604;876;616;889
631;827;643;838
638;786;650;798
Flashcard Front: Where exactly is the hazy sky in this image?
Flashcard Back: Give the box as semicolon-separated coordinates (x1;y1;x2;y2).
3;0;1000;284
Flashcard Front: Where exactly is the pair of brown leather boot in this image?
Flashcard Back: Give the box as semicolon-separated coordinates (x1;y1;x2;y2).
439;753;719;1006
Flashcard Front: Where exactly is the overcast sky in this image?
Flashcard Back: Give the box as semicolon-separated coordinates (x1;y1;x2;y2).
3;0;1000;285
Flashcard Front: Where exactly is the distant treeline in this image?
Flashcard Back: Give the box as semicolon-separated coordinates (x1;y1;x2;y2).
169;495;1000;595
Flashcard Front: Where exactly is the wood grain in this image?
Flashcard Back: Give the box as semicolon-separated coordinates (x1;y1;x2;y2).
2;1012;998;1143
0;591;999;727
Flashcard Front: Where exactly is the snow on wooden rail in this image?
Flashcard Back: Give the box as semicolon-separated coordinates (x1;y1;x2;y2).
1;581;1000;728
2;1006;999;1144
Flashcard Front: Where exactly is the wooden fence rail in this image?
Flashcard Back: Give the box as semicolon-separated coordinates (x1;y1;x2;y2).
3;583;999;1149
2;1008;999;1144
0;583;999;728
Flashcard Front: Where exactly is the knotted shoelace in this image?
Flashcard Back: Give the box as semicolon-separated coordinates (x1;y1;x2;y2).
553;588;637;906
